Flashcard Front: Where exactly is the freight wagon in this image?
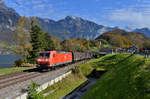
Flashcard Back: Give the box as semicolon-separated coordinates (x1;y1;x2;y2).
37;50;92;69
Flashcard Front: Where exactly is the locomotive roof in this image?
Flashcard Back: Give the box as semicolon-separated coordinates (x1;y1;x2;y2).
39;51;71;53
56;51;71;53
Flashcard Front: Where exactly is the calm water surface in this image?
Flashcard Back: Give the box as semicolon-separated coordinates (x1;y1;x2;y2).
0;54;19;69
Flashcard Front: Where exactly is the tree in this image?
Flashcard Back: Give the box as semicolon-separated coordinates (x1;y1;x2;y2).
143;42;150;50
97;39;108;45
61;39;74;51
43;33;55;50
26;17;56;63
51;36;62;50
28;25;46;63
61;38;101;52
13;17;32;61
1;17;32;62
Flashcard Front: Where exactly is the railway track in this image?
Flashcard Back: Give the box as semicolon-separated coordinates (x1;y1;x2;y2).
0;70;44;89
0;60;88;90
0;66;61;89
0;67;54;89
0;71;27;80
0;73;41;89
0;60;88;99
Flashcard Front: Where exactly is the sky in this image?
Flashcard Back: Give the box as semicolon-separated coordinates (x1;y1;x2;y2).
3;0;150;29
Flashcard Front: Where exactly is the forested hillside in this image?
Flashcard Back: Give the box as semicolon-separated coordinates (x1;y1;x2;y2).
96;29;150;48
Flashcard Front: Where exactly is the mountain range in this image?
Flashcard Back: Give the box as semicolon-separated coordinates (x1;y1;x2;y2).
37;16;117;40
0;1;150;42
133;28;150;37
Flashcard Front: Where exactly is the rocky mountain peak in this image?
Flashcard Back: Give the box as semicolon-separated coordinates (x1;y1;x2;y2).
124;26;134;32
0;0;20;41
0;1;20;26
0;0;7;9
65;16;81;20
0;0;5;5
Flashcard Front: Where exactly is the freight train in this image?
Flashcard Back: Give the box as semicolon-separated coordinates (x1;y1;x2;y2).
37;51;94;69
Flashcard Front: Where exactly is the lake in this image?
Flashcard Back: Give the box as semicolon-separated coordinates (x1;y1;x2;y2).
0;54;19;69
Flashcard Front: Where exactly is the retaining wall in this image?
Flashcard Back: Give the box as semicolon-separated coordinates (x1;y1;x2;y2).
15;71;72;99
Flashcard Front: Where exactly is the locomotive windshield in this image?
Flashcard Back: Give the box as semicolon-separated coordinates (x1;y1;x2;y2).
39;53;50;57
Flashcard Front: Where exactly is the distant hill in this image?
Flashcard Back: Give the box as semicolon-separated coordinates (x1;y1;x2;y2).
96;29;150;48
133;28;150;37
124;27;150;37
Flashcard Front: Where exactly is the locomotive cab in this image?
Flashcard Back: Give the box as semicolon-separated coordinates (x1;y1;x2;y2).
37;51;52;69
37;51;73;69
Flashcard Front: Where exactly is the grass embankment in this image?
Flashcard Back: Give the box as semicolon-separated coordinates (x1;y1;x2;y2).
40;58;104;99
80;59;106;76
82;53;150;99
40;73;87;99
0;67;34;75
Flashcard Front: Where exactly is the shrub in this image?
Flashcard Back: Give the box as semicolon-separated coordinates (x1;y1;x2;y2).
72;65;80;74
72;65;84;78
27;81;44;99
14;59;25;67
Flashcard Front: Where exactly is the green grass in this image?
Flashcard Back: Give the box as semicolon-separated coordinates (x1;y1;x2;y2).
102;44;112;48
0;67;34;75
79;58;106;76
82;53;150;99
79;53;130;76
40;57;109;99
40;73;87;99
39;57;105;99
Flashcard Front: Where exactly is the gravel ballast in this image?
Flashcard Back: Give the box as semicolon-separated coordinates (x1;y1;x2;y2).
0;61;86;99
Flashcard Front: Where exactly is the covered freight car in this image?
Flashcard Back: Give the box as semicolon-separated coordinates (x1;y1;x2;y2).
72;52;91;61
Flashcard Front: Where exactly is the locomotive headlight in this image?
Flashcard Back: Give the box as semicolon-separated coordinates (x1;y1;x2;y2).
38;59;41;61
45;59;49;61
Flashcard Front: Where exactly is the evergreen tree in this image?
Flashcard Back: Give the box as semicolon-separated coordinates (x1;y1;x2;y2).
28;25;45;63
44;33;55;50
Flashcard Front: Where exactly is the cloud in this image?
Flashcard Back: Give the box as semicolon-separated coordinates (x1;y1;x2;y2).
7;0;55;18
105;0;150;28
107;8;150;28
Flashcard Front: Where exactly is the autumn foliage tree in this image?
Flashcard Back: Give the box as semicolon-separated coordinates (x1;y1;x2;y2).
14;17;32;60
61;38;100;52
1;17;32;62
143;42;150;49
50;36;62;50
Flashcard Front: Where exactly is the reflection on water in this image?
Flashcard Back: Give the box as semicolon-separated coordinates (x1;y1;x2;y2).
0;55;19;69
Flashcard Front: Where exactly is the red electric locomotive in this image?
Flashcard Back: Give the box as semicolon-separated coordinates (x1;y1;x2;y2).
37;51;72;69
